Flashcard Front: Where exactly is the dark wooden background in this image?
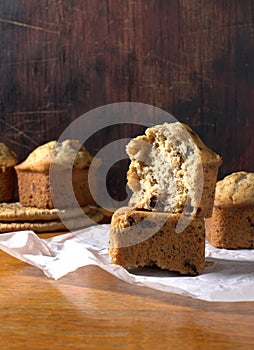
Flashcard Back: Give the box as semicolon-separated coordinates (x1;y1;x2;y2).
0;0;254;200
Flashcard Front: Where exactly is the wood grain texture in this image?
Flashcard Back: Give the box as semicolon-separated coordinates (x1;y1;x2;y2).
0;232;253;349
0;0;254;199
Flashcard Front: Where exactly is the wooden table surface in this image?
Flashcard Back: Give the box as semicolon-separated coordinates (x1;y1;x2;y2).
0;232;254;350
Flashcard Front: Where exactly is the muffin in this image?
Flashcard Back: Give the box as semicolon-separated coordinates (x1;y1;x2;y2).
109;207;205;275
126;122;222;217
205;171;254;249
0;143;18;202
15;139;95;209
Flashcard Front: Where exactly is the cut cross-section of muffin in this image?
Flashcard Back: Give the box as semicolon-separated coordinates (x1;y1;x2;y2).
126;122;222;218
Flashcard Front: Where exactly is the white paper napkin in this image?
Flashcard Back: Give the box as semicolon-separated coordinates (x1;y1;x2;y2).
0;224;254;302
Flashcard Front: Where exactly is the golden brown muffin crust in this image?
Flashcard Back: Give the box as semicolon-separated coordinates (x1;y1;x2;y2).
0;143;18;170
15;140;93;172
214;171;254;207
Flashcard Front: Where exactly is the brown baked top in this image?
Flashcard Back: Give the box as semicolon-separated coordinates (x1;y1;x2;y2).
0;143;18;170
182;123;222;163
15;139;93;172
127;122;222;165
214;171;254;207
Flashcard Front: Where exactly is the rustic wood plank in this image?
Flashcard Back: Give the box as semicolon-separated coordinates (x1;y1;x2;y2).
0;0;253;199
0;241;254;349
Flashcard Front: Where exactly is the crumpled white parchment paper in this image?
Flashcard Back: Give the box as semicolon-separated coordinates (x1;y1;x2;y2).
0;224;254;302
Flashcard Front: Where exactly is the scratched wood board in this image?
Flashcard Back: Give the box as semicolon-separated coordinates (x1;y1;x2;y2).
0;0;254;201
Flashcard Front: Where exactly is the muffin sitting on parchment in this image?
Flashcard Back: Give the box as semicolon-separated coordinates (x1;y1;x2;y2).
205;171;254;249
0;143;18;202
109;122;222;275
109;207;205;275
15;140;96;209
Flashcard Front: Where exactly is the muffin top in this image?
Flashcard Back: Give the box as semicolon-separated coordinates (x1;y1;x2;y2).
15;140;93;172
127;122;222;167
214;171;254;207
0;143;18;170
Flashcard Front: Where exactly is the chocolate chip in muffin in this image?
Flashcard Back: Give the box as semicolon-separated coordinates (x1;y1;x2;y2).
184;261;198;275
247;216;254;228
148;196;157;208
127;216;136;226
